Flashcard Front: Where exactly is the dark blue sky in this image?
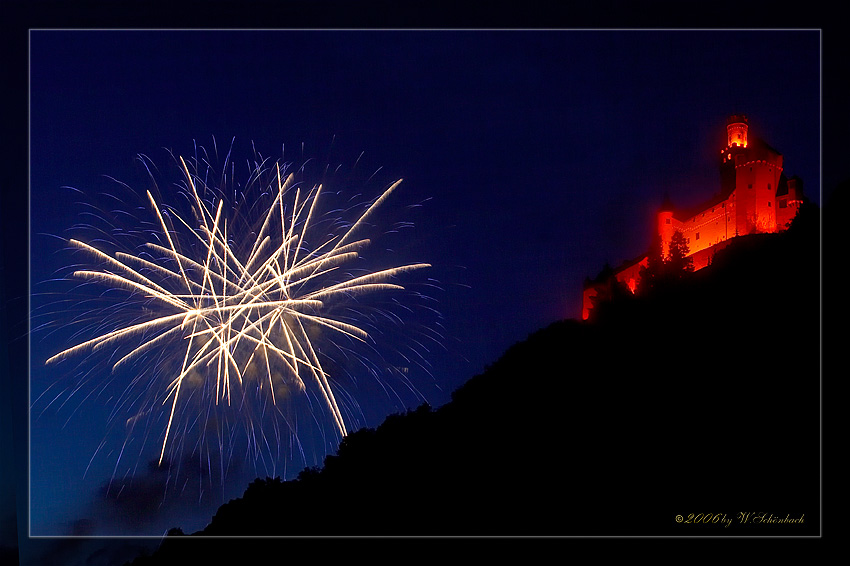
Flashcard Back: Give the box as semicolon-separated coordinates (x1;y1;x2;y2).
7;25;826;554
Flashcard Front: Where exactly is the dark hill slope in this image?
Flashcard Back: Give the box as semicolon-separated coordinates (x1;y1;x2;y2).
130;203;820;561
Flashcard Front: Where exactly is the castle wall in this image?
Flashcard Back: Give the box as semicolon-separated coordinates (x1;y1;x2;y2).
614;257;648;293
581;286;598;321
676;198;734;257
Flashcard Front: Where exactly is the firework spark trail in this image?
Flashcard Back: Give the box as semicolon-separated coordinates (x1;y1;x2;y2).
43;146;432;473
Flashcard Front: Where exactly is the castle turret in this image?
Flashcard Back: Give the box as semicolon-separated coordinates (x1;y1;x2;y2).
719;115;750;197
657;193;675;260
776;175;804;230
726;114;749;148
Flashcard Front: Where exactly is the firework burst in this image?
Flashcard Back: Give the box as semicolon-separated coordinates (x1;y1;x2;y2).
34;140;437;488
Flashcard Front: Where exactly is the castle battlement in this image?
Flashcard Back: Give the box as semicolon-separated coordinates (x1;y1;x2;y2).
582;115;805;321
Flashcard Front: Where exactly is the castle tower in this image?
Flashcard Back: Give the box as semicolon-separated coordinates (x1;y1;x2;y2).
718;115;783;235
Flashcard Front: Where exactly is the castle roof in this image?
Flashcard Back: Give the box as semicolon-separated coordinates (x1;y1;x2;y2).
775;173;803;197
658;192;675;212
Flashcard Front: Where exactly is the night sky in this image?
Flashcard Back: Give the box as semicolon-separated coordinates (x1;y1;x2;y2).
1;15;834;563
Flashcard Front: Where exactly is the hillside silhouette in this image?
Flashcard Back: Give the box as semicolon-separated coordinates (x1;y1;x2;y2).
128;201;820;560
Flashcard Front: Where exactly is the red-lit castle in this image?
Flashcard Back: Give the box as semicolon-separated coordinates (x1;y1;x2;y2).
582;115;805;320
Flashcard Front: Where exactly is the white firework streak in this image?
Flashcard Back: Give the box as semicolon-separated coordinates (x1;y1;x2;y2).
44;152;430;468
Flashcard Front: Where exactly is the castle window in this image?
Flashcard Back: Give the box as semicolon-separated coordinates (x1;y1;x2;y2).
748;184;753;189
696;232;700;240
768;201;771;207
666;218;671;224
